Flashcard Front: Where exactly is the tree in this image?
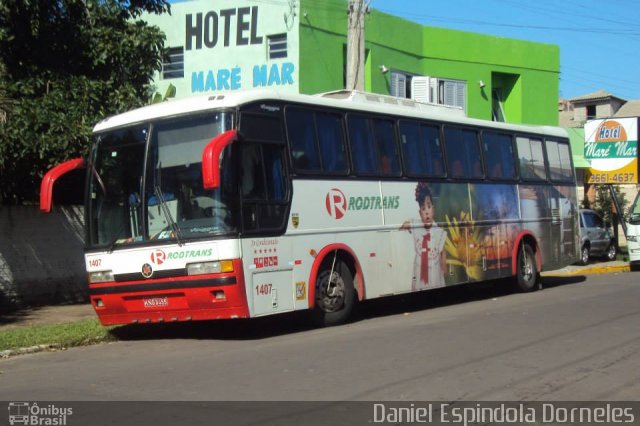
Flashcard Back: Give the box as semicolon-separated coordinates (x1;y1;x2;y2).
593;185;629;225
0;0;170;205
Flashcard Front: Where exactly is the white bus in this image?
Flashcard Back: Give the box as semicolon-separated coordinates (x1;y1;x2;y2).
41;89;579;326
627;192;640;270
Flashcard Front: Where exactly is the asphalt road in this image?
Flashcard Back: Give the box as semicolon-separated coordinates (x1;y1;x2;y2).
1;272;639;402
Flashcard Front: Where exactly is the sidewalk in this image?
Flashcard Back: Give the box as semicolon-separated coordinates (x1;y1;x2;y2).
1;303;96;331
540;260;630;277
0;260;633;332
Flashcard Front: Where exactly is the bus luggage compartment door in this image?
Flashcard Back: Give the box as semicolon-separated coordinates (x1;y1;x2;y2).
250;269;295;316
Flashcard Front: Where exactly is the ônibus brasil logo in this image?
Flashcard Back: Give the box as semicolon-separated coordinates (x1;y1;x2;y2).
325;188;401;219
326;188;347;219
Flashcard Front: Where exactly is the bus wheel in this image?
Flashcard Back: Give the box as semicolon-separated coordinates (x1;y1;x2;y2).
312;258;355;327
516;243;539;292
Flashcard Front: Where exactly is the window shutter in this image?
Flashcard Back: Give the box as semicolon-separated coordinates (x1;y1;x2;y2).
411;76;430;103
455;81;466;110
391;72;407;98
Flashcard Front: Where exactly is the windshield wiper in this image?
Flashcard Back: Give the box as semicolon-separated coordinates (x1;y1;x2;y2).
154;185;184;246
107;236;121;254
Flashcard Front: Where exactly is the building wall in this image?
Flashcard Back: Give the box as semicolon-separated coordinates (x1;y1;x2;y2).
144;0;560;126
299;1;559;125
145;0;301;99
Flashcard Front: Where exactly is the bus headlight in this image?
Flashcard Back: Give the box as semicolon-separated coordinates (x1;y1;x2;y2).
187;260;234;275
89;270;114;283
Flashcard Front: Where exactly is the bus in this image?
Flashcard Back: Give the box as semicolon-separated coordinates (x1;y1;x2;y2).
40;89;580;326
627;191;640;270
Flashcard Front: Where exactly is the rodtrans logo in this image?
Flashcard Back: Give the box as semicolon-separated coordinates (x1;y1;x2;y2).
8;402;73;425
325;188;347;219
325;188;401;219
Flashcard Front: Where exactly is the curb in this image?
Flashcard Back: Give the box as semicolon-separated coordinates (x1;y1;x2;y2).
1;344;62;359
542;264;630;277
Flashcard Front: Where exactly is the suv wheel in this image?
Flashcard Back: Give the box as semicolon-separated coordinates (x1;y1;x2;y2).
605;242;617;261
579;245;590;265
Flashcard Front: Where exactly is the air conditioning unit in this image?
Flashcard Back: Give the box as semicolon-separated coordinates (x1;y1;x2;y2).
411;76;438;104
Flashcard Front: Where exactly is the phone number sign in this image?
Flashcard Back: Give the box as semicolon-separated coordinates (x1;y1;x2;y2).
585;118;638;184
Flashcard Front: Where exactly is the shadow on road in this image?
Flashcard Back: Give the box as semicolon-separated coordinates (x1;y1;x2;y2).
109;311;315;342
109;275;587;342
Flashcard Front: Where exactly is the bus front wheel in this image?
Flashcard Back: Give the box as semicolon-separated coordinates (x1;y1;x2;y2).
311;258;355;327
515;243;539;292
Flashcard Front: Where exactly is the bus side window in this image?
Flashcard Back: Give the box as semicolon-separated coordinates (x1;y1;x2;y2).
317;112;348;174
546;140;573;181
285;109;321;172
241;144;263;198
516;136;546;180
373;118;401;176
240;143;288;232
399;122;424;175
444;127;481;179
484;131;516;180
399;121;444;177
347;115;377;175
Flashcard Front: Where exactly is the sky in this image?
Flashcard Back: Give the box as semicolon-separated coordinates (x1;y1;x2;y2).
370;0;640;101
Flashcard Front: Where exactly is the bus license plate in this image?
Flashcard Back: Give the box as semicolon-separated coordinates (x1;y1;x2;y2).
143;297;169;308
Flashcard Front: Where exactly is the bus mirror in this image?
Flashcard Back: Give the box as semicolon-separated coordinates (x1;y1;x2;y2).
202;130;238;190
40;158;85;213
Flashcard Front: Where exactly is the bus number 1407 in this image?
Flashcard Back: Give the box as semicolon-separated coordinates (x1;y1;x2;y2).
255;284;273;296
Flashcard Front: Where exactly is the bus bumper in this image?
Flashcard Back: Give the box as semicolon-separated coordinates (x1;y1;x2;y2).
89;270;249;325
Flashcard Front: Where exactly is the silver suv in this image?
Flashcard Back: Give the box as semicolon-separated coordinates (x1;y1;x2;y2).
578;209;617;265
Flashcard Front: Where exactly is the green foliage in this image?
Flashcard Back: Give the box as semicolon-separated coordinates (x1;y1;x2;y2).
0;0;170;205
151;83;176;104
593;185;629;224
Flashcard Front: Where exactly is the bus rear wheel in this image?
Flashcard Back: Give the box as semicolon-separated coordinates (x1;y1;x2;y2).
311;258;355;327
515;243;539;292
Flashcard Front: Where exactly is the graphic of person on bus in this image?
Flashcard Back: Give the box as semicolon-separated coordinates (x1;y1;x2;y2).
401;182;447;289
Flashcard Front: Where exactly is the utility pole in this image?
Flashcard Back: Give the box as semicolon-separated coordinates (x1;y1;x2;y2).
346;0;366;91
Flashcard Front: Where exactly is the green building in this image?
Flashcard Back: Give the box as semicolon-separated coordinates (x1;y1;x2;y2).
144;0;559;125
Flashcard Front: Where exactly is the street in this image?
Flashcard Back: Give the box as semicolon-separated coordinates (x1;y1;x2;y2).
1;272;639;401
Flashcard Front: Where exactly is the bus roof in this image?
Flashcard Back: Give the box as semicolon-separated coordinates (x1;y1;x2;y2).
93;89;567;139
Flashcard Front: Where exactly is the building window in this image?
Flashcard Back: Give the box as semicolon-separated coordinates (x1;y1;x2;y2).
438;79;466;110
268;34;287;59
492;89;506;122
393;73;466;110
162;47;184;79
586;104;596;119
390;71;411;98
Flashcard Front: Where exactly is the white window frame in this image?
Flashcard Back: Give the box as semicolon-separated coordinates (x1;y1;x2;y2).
162;47;184;80
267;33;287;60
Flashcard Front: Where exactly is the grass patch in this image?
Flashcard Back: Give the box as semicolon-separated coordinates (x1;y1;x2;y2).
0;319;116;352
617;245;629;262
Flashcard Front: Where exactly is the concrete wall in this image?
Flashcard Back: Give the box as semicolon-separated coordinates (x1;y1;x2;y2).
0;205;87;310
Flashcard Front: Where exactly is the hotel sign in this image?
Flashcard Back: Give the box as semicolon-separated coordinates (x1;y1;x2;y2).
584;118;638;184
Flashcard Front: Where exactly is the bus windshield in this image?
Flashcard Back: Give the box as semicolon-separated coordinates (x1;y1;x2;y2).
87;112;236;248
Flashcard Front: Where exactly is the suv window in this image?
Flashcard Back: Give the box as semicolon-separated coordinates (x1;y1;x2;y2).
583;211;603;228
